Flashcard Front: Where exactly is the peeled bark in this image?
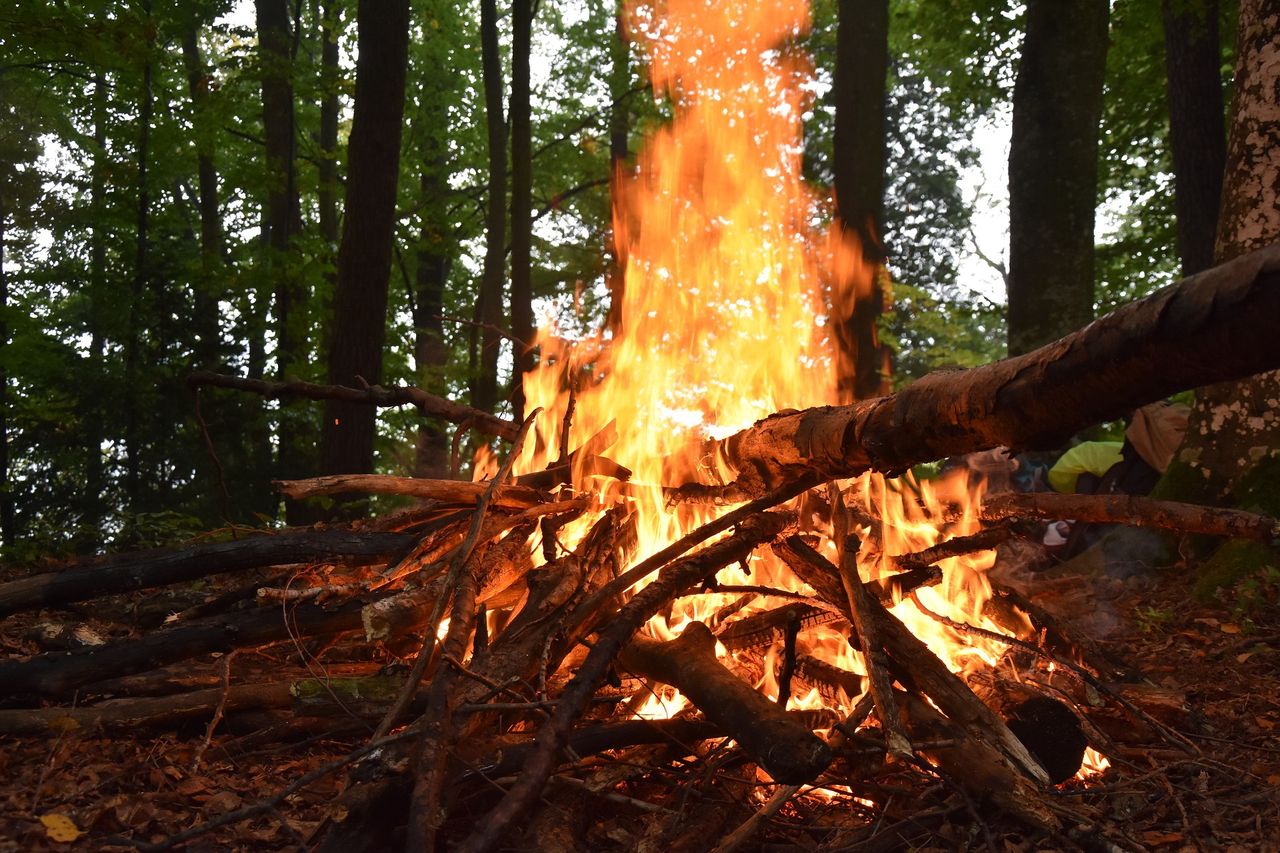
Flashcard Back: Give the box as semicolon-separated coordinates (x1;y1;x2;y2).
708;244;1280;496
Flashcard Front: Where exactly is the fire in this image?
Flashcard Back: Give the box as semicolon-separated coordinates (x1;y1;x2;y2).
512;0;1015;733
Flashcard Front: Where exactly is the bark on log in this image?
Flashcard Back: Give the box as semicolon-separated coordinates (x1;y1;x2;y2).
0;681;294;736
0;530;414;618
712;243;1280;495
619;622;833;783
0;597;375;700
981;492;1280;545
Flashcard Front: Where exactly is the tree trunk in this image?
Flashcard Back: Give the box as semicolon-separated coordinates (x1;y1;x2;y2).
471;0;507;415
181;20;225;368
832;0;892;400
124;8;154;522
318;0;341;259
81;71;108;545
1006;0;1109;356
1159;0;1280;520
1163;0;1227;277
414;168;452;478
509;0;535;420
318;0;412;484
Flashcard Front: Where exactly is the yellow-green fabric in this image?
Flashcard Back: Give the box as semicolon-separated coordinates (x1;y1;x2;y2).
1048;441;1124;494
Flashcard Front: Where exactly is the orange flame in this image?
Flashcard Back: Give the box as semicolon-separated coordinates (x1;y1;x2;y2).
514;0;1012;727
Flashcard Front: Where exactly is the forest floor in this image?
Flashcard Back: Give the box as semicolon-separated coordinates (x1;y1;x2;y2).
2;544;1280;851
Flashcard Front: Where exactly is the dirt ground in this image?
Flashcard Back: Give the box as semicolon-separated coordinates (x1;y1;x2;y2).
2;545;1279;852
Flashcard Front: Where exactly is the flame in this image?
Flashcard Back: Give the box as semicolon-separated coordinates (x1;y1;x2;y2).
1077;747;1111;779
514;0;1005;725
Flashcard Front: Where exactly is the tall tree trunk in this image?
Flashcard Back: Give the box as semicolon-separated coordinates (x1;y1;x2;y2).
1160;0;1280;518
831;0;892;401
257;0;309;518
509;0;535;420
318;0;412;485
1163;0;1227;276
471;0;507;415
256;0;305;378
1006;0;1110;356
125;6;154;522
82;71;109;545
605;9;630;338
414;170;452;479
181;21;225;367
317;0;341;257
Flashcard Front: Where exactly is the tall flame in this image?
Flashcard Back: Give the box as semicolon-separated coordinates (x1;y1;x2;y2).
514;0;1009;722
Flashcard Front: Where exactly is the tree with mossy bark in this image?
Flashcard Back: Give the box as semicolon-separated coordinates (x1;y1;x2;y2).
1154;0;1280;596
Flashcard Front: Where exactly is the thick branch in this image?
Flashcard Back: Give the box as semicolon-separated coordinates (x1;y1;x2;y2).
0;530;413;618
275;475;544;509
714;244;1280;494
981;492;1280;545
189;371;518;441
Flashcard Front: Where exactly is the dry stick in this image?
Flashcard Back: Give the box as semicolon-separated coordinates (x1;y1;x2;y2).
778;537;1052;786
455;509;797;853
839;537;912;760
565;472;823;637
405;564;480;852
189;652;235;772
711;692;876;853
275;474;545;508
980;492;1280;545
189;370;518;441
370;410;540;741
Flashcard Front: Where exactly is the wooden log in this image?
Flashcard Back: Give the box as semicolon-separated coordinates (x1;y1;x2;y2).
619;622;833;784
707;243;1280;495
0;596;374;700
981;492;1280;545
190;371;519;441
0;681;295;736
0;530;415;618
274;475;545;509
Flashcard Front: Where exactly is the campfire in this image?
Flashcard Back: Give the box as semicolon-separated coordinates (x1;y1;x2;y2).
6;0;1280;850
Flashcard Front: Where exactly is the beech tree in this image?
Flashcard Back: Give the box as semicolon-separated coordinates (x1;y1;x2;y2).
1157;0;1280;590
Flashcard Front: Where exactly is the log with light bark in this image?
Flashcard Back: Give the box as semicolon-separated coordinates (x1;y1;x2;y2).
981;491;1280;545
274;475;545;509
711;243;1280;495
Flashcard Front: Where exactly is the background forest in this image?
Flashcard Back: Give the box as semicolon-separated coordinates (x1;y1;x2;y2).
0;0;1239;557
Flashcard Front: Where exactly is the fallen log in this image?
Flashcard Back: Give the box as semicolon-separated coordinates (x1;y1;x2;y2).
711;243;1280;494
619;621;833;783
0;530;415;618
0;596;375;700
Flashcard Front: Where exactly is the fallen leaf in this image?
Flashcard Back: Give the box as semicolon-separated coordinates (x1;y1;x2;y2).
203;790;242;815
1237;651;1255;663
177;777;208;796
1142;830;1185;846
40;813;85;843
1220;622;1242;634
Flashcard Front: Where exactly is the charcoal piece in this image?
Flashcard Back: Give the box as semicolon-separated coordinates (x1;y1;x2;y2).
1005;697;1088;784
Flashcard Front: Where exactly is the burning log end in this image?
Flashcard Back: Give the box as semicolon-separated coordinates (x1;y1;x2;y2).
619;621;832;784
1003;697;1088;785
